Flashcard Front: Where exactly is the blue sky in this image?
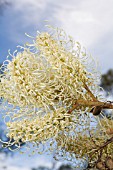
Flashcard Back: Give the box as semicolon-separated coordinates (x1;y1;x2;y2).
0;0;113;73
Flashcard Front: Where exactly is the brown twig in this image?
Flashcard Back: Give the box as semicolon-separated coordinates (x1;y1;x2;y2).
83;83;98;102
68;82;113;114
68;99;113;114
88;136;113;169
90;136;113;159
77;99;113;109
68;103;79;114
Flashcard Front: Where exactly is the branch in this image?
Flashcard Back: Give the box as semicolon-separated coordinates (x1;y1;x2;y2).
68;99;113;114
69;82;113;114
83;83;98;102
90;136;113;160
77;99;113;109
97;136;113;152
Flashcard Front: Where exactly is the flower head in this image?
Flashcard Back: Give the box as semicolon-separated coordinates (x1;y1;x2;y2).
0;26;101;155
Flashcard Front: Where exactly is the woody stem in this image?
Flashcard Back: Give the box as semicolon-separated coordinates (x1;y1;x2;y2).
68;99;113;114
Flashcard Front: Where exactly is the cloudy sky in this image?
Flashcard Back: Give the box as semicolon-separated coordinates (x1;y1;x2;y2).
0;0;113;73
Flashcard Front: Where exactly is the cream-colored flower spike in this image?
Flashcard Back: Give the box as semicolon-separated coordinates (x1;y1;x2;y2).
0;26;101;152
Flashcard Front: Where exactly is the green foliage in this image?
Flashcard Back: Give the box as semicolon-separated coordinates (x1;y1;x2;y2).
100;69;113;95
58;165;72;170
32;167;50;170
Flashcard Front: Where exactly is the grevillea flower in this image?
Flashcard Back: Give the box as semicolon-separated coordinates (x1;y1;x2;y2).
0;26;103;159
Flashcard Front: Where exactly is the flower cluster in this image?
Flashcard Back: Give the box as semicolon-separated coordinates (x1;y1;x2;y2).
0;26;101;158
6;107;73;144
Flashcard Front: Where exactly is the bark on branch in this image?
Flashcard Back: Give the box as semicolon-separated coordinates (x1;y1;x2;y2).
68;99;113;114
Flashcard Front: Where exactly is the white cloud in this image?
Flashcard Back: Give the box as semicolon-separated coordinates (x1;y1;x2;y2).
54;0;113;47
52;0;113;72
4;0;113;72
8;0;113;45
10;0;50;23
0;153;29;170
0;152;53;170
